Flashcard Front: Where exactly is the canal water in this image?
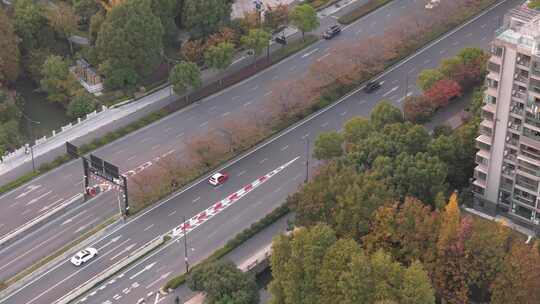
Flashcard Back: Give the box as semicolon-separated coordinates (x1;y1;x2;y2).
16;77;71;139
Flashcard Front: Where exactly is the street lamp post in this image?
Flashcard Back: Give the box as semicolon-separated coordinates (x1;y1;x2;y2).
22;112;40;172
305;138;310;183
183;216;190;273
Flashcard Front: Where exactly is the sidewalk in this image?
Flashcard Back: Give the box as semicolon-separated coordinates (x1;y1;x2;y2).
0;0;363;185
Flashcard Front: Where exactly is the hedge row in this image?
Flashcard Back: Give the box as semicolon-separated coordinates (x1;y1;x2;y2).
338;0;394;25
163;204;291;290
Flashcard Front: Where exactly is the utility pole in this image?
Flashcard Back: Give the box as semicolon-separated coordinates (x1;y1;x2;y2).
305;138;310;183
183;216;189;273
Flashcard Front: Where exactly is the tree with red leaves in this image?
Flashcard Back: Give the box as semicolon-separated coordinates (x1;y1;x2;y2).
425;79;462;108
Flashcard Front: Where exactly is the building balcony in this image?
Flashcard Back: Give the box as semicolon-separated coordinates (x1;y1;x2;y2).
511;204;534;222
482;103;496;114
512;89;527;100
510;102;525;116
522;127;540;142
507;121;522;133
472;179;486;196
476;134;492;146
514;74;528;85
476;149;490;166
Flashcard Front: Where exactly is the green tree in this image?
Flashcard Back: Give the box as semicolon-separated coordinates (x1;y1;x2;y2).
313;131;343;160
67;93;96;118
490;242;540;304
317;238;360;304
528;0;540;9
13;0;48;51
204;42;234;71
343;117;371;145
401;261;436;304
370;101;403;130
289;4;319;40
40;55;78;104
151;0;178;42
23;48;52;83
96;0;164;82
45;3;80;54
181;0;232;38
241;29;271;62
0;8;20;84
269;224;337;304
88;11;105;45
416;69;444;92
188;260;259;304
72;0;99;23
169;61;202;95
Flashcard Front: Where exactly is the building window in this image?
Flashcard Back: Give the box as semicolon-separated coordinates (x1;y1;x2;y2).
491;44;503;57
488;61;501;73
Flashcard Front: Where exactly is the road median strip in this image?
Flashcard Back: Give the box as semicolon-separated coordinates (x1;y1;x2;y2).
54;235;166;304
0;215;120;298
0;193;83;247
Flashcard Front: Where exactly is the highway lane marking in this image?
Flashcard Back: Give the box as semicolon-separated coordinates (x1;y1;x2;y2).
481;23;487;28
110;243;137;260
272;75;279;80
243;101;252;106
382;86;399;97
302;132;310;139
273;186;283;193
452;41;459;46
0;227;70;272
152;144;160;150
74;217;101;233
407;67;416;74
21;209;33;215
289;65;296;71
8;3;507;302
356;28;363;35
140;137;151;143
128;262;156;280
321;122;329;127
397;92;413;103
264;91;272;96
231;55;247;65
192;196;201;203
97;235;122;251
281;145;289;151
370;21;376;27
168;210;177;217
231;95;240;100
164;127;172;133
114;149;125;155
466;32;473;37
340;111;347;116
251;85;259;91
25;190;53;206
176;132;184;138
423;59;431;65
199;121;208;127
440;49;447;54
143;224;154;232
259;158;268;164
481;36;487;41
209;106;217;111
237;170;246;176
61;210;88;226
145;272;171;289
317;52;331;62
222;112;231;117
301;48;319;58
127;155;136;161
15;184;42;199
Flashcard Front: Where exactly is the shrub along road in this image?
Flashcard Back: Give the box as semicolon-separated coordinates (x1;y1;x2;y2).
0;0;521;303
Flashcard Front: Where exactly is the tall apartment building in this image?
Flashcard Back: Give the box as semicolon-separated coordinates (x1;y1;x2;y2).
473;4;540;230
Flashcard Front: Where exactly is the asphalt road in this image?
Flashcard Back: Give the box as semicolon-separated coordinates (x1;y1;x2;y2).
0;0;423;284
0;0;521;303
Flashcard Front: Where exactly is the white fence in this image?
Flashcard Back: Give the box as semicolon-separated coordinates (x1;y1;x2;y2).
3;105;109;162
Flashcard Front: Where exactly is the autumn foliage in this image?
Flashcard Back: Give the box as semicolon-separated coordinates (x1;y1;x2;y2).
424;78;462;107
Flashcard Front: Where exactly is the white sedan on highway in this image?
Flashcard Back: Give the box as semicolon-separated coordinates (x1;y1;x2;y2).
70;247;98;266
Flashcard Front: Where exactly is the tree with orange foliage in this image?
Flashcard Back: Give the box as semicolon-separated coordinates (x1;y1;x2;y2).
424;79;462;108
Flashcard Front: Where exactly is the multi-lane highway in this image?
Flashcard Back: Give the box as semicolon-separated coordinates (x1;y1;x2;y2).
0;0;424;285
0;0;521;303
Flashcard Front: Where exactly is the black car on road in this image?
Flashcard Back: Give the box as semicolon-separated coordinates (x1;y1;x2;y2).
322;25;341;39
363;81;381;93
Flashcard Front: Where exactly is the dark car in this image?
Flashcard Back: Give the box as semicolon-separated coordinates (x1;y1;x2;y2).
322;25;341;39
363;81;381;93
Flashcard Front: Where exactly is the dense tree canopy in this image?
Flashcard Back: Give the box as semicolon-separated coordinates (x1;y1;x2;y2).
169;61;201;95
96;0;164;82
181;0;232;38
0;8;20;84
40;55;79;104
289;4;319;40
188;260;259;304
13;0;50;51
269;224;435;304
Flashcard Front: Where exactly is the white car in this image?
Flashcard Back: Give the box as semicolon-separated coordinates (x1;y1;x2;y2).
70;247;98;266
208;172;228;186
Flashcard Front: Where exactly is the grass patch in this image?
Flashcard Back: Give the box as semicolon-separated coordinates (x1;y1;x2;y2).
338;0;393;25
0;215;119;291
271;35;318;62
164;204;290;290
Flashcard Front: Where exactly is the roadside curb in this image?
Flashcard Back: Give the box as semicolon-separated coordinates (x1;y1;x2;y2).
54;235;166;304
0;193;84;247
0;216;122;300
